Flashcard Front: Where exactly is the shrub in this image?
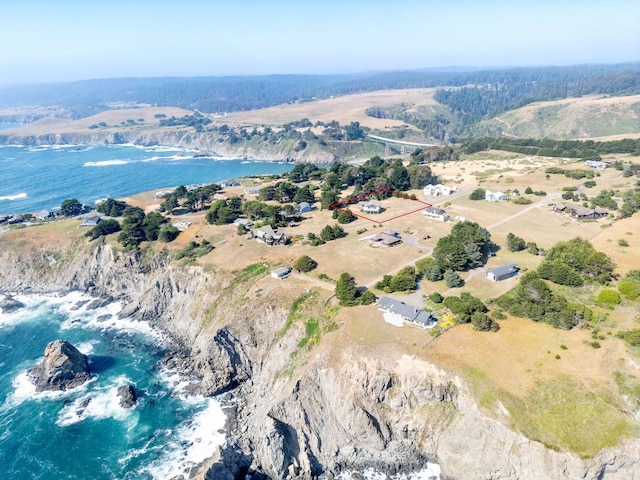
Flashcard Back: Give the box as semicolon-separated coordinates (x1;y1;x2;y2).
506;232;526;252
524;186;534;194
619;281;640;299
584;180;597;188
444;270;464;288
85;219;121;240
560;344;568;350
469;188;486;200
471;312;499;332
512;196;532;205
158;226;180;243
618;239;629;247
598;289;621;305
294;255;318;273
429;292;444;304
359;290;376;305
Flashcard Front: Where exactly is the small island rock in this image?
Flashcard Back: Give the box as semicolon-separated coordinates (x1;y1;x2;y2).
117;384;138;408
0;295;25;314
28;340;91;392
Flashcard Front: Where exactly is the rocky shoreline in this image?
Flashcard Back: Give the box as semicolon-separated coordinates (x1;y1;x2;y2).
2;242;640;479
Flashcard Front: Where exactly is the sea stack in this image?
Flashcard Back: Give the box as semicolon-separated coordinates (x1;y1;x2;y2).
0;295;25;314
116;385;138;408
28;340;91;391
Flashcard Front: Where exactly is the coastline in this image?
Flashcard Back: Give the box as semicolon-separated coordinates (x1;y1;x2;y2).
0;289;228;480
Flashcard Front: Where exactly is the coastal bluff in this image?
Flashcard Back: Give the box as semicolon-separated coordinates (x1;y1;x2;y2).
27;340;91;392
2;237;640;479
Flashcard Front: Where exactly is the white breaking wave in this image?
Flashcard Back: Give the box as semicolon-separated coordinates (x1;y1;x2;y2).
0;192;27;201
82;160;129;167
56;377;138;427
141;396;226;480
6;371;97;409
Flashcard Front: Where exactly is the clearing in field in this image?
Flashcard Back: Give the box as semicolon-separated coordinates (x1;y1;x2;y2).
331;188;432;224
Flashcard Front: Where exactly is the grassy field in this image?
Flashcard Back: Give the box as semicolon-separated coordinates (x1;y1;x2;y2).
221;88;440;129
472;94;640;139
2;106;194;135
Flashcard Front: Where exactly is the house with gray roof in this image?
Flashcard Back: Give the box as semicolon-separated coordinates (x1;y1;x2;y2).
80;216;102;227
423;206;449;222
486;263;519;282
297;202;314;213
252;225;288;246
378;296;437;328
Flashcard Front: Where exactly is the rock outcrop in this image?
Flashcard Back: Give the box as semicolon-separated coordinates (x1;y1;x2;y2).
116;385;138;408
28;340;91;391
0;294;25;313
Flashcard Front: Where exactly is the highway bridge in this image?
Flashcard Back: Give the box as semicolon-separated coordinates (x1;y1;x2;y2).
367;134;437;155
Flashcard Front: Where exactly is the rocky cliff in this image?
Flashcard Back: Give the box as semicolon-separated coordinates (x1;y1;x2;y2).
1;240;639;479
0;129;338;164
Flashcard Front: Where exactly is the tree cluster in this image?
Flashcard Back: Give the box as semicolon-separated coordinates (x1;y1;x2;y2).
432;221;492;272
443;292;498;331
537;237;614;286
496;272;593;330
375;266;417;293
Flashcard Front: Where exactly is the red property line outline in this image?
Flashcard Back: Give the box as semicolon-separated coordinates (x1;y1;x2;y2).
330;188;432;224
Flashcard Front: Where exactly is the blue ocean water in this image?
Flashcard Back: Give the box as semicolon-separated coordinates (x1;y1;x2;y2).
0;293;226;480
0;144;293;214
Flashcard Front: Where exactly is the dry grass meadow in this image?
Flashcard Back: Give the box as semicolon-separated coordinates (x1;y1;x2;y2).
221;88;439;129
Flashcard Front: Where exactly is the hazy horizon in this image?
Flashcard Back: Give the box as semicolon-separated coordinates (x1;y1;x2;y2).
1;0;639;85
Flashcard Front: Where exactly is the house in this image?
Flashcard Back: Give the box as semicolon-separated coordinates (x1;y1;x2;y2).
296;202;314;214
271;266;292;279
553;203;608;220
370;230;402;247
80;216;101;227
485;190;508;202
220;180;241;188
35;210;54;221
378;296;437;328
423;184;455;197
584;160;610;170
252;225;288;246
155;189;174;199
423;207;449;222
172;221;192;230
233;218;254;228
244;187;261;195
486;263;519;282
358;200;382;214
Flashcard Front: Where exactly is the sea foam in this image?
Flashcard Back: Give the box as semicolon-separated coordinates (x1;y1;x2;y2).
82;160;129;167
140;396;226;480
0;192;28;201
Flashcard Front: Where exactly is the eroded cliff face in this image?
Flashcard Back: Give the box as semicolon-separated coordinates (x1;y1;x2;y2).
1;241;639;479
0;129;337;164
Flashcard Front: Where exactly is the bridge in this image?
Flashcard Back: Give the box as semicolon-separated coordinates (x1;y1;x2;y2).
367;134;437;155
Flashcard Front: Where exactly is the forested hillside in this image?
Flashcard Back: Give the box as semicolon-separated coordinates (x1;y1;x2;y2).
1;63;639;123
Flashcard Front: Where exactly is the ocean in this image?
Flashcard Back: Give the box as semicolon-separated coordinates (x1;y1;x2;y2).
0;292;226;480
0;144;293;215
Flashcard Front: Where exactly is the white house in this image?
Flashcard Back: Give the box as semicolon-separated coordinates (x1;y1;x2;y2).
584;160;610;170
423;207;449;222
423;184;455;197
220;180;241;188
485;190;508;202
297;202;314;213
244;187;261;195
271;266;292;279
378;296;437;328
233;218;254;228
486;264;519;281
358;200;382;214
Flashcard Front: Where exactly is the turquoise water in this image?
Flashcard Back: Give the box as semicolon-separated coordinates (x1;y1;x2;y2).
0;144;293;214
0;293;226;480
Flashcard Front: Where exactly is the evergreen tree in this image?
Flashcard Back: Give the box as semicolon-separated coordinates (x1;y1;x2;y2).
336;273;359;306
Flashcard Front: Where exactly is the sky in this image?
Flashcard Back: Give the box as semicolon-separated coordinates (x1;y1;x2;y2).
0;0;639;85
